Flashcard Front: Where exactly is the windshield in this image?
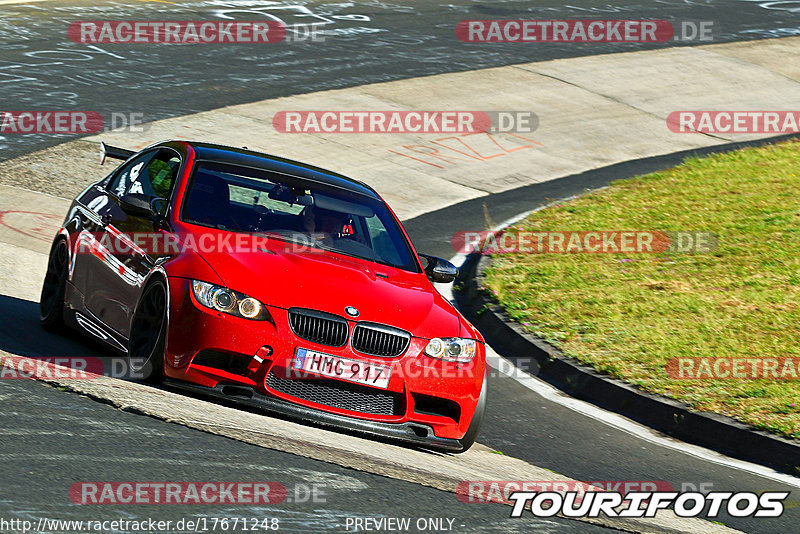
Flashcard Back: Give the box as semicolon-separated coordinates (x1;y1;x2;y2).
180;161;419;272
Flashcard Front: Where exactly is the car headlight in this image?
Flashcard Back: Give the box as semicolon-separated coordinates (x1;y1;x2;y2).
191;280;268;320
423;337;477;363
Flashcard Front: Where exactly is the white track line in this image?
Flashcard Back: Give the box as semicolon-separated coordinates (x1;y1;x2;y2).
438;211;800;489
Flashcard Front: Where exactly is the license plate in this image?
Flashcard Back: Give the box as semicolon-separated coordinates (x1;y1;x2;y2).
292;348;391;389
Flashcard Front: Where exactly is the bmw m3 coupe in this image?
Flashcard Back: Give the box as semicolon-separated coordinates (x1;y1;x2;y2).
40;140;487;452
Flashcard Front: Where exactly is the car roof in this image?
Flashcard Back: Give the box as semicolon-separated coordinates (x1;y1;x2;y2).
181;141;380;199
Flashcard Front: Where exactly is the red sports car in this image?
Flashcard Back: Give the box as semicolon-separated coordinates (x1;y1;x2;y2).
39;140;487;452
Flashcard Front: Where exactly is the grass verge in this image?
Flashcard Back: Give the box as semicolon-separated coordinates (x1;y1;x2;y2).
482;140;800;439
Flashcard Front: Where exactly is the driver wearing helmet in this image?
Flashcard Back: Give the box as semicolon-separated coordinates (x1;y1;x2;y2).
301;206;352;247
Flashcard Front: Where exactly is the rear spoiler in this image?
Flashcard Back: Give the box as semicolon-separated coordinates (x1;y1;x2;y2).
99;142;135;165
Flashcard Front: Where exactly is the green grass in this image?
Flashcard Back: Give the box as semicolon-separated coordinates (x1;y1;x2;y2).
482;140;800;439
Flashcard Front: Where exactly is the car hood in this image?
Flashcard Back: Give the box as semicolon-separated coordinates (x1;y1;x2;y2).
196;241;460;338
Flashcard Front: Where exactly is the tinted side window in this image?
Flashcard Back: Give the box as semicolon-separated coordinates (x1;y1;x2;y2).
108;151;156;198
107;149;181;200
149;153;181;199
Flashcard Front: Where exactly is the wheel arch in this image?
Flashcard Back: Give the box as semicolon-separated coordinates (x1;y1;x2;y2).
128;267;171;378
48;230;70;257
47;231;76;283
134;266;170;319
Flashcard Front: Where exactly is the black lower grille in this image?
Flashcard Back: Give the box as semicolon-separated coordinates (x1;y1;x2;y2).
266;372;403;416
352;323;410;357
412;393;461;423
288;308;348;347
191;350;249;376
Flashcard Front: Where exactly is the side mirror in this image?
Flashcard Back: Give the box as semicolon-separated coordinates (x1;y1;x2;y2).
419;254;458;284
150;198;170;229
120;193;162;220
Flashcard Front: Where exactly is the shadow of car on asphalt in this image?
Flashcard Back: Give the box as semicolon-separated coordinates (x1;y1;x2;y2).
0;294;111;360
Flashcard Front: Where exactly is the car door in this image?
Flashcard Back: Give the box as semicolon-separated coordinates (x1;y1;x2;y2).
83;148;181;338
78;149;158;335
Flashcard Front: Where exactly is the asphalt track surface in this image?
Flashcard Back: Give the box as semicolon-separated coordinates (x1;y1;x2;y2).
1;1;800;533
1;372;613;534
2;144;799;533
2;0;800;161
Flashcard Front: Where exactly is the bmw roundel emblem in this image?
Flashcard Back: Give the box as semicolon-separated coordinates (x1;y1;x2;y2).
345;306;359;317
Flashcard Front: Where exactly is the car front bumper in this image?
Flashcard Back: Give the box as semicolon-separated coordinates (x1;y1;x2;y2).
163;379;464;452
163;277;485;442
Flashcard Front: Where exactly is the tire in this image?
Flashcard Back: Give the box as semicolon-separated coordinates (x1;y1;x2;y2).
39;239;69;333
454;369;489;453
127;279;168;383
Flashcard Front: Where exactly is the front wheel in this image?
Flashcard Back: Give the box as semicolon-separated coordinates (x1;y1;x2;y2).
454;370;488;453
128;279;168;383
39;240;69;333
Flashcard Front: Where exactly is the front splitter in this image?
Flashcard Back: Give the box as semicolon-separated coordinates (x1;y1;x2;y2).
163;379;464;453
